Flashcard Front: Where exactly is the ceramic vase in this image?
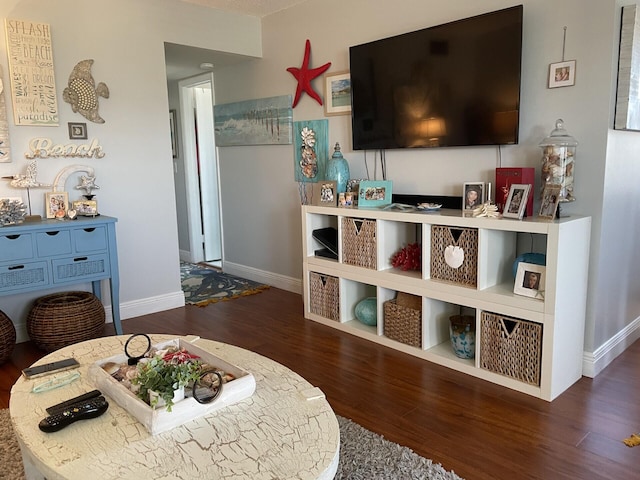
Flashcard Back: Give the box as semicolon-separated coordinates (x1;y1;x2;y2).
325;142;350;193
449;315;475;359
355;297;377;326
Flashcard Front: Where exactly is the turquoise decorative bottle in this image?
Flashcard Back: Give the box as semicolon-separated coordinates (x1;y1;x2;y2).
325;142;350;193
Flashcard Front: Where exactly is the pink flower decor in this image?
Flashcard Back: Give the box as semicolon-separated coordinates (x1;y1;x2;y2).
391;243;422;271
162;349;200;364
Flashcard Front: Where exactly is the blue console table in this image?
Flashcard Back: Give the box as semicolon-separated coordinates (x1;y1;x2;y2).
0;215;122;335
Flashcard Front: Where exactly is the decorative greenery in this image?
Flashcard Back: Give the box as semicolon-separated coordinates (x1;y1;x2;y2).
132;349;202;411
391;242;421;271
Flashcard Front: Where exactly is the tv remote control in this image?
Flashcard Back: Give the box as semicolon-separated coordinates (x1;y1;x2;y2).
46;389;102;415
22;358;79;379
39;396;109;433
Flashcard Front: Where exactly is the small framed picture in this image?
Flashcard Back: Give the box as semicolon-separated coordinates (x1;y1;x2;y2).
68;122;87;140
45;192;69;219
503;184;530;219
463;182;485;212
539;184;562;220
548;60;576;88
73;199;98;216
358;180;393;207
338;191;355;208
514;262;545;299
324;71;351;116
312;181;337;206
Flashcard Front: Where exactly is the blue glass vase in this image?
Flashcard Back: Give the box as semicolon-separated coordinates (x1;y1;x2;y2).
325;142;350;193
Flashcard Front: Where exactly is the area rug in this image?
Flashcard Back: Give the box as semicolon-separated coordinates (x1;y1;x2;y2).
180;262;269;307
0;409;463;479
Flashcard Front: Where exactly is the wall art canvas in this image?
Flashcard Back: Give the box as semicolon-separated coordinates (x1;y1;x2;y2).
293;119;328;183
0;65;10;162
5;19;59;126
615;4;640;130
214;95;292;146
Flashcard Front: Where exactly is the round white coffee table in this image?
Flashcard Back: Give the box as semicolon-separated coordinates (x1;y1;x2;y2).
10;335;340;480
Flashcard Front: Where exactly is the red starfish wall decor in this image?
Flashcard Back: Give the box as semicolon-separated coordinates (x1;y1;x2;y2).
287;39;331;108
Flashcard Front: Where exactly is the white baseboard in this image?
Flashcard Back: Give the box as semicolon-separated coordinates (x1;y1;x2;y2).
582;315;640;377
222;261;302;294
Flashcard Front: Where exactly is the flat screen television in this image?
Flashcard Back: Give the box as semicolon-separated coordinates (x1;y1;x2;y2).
349;5;523;150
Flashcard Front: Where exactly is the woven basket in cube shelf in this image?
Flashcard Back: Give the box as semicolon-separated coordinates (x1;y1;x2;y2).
309;272;340;321
479;311;542;386
0;310;16;364
383;299;422;348
430;225;478;287
27;291;105;352
341;217;377;269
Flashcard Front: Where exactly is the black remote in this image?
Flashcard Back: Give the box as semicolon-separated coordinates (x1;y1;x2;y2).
39;396;109;433
46;389;102;415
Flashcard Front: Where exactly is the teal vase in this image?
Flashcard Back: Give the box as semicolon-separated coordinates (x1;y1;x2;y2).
325;142;350;193
355;297;377;326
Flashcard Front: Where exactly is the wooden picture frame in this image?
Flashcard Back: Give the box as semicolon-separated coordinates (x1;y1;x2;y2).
463;182;485;212
68;122;87;140
548;60;576;88
503;184;530;219
539;184;562;220
45;192;69;219
73;199;98;216
358;180;393;207
312;181;337;206
514;262;545;300
324;71;351;116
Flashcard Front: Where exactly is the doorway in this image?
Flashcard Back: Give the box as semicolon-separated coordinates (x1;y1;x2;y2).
178;73;223;266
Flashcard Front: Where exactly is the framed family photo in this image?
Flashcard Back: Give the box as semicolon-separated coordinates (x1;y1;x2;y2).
503;184;530;219
73;199;98;216
312;181;337;206
539;184;562;220
358;180;392;207
514;262;545;300
463;182;485;212
324;71;351;116
45;192;69;219
548;60;576;88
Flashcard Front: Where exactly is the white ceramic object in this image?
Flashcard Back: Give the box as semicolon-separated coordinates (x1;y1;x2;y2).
444;245;464;269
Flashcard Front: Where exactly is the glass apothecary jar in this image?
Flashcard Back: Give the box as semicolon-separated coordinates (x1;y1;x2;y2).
539;119;577;202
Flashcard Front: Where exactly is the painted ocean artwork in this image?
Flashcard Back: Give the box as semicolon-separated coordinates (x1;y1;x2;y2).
214;95;292;146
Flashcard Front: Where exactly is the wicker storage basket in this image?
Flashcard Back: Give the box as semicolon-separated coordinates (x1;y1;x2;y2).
383;298;422;347
479;311;542;386
0;309;16;364
430;225;478;287
27;291;105;352
341;217;377;269
309;272;340;321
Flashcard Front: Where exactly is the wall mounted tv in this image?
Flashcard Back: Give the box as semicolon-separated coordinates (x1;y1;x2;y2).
349;5;523;150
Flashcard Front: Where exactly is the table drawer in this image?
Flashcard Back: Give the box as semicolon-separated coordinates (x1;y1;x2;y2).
52;253;110;283
0;233;34;262
73;226;107;253
36;230;72;257
0;261;49;292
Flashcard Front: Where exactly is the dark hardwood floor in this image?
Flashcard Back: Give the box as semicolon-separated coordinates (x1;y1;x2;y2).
1;287;637;479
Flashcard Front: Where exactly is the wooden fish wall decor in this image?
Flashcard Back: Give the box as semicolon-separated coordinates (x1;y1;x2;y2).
63;59;109;124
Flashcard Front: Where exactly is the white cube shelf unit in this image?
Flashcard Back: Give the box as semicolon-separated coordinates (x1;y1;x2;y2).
302;205;591;401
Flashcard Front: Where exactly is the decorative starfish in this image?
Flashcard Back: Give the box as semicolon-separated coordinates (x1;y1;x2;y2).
287;39;331;108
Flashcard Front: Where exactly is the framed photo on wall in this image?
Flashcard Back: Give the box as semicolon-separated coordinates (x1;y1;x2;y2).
548;60;576;88
324;71;351;116
514;262;545;300
45;192;69;219
503;184;530;219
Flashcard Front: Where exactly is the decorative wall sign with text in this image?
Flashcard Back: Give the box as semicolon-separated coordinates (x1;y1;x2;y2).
0;65;10;162
25;138;105;159
5;19;59;126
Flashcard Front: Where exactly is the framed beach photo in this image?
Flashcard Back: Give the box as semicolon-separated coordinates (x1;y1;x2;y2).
503;184;530;219
358;180;393;207
324;71;351;116
539;184;562;220
514;262;545;300
45;192;69;219
548;60;576;88
462;182;485;212
73;199;98;216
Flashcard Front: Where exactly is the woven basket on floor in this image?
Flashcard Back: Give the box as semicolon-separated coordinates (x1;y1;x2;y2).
27;291;105;352
0;309;16;364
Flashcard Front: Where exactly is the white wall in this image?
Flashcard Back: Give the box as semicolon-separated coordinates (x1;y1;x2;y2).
214;0;638;373
0;0;262;339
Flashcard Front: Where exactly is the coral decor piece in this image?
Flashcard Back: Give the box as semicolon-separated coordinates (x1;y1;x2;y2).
391;243;422;271
286;39;331;108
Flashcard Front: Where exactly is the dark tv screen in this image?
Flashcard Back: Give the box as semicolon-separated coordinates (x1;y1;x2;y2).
349;5;523;150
